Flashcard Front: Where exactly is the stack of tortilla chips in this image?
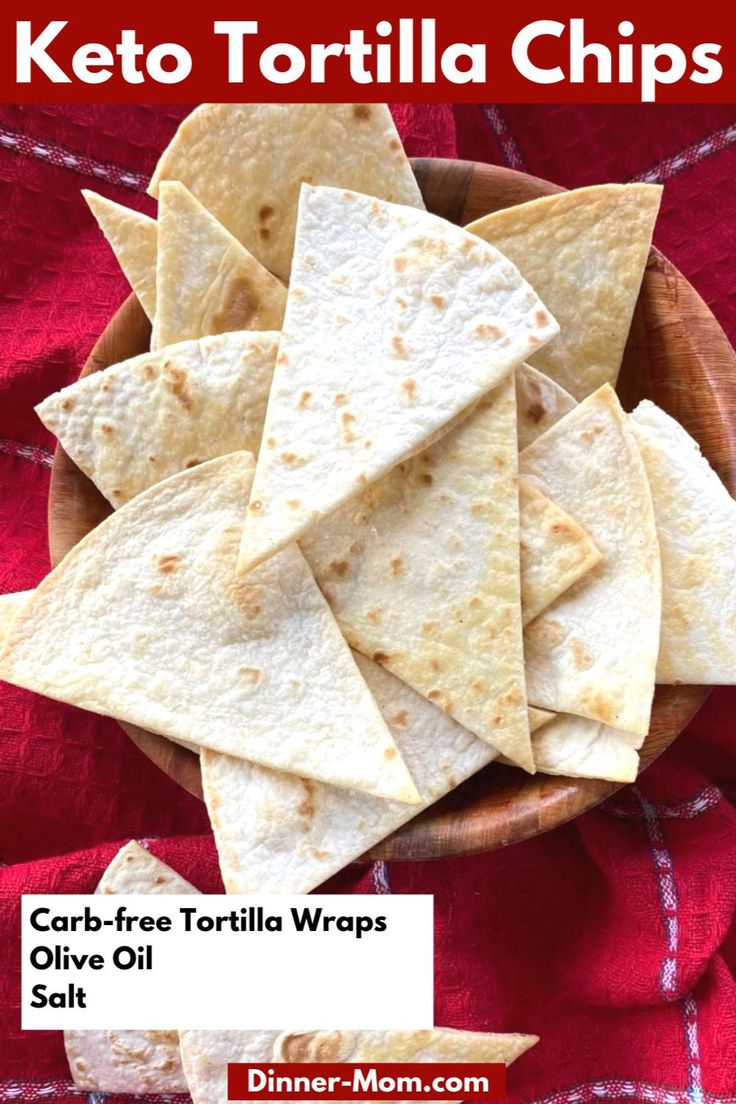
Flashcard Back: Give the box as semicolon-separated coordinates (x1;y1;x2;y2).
3;99;735;1097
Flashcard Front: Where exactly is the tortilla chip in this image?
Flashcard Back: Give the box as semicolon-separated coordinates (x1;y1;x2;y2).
275;1027;538;1066
0;453;418;803
630;401;736;684
179;1031;279;1104
0;590;31;646
148;103;424;280
516;363;576;450
522;385;661;735
83;190;157;320
152;182;286;350
202;654;499;894
467;184;662;399
531;715;641;783
528;706;556;732
238;185;558;573
302;377;530;769
520;481;601;626
36;331;279;508
65;840;196;1093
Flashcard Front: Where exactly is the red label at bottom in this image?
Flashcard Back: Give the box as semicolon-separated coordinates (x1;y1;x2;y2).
228;1062;506;1101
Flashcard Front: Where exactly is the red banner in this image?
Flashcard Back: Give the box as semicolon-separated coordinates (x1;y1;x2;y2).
227;1062;506;1101
0;7;734;103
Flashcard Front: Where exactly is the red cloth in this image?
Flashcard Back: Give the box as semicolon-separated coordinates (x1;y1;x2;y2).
1;103;736;1103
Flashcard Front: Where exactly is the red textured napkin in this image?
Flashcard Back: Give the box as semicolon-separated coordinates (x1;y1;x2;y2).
1;103;735;1104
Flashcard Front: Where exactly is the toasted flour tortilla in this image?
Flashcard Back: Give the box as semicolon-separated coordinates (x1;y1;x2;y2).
522;385;661;735
531;715;641;783
467;185;662;399
83;190;157;319
238;185;558;572
0;590;31;645
179;1030;279;1104
148;103;424;280
65;840;196;1093
152;182;286;350
302;378;529;767
630;401;736;684
36;332;279;507
0;454;417;802
519;481;601;626
201;656;562;894
276;1028;538;1066
516;363;576;450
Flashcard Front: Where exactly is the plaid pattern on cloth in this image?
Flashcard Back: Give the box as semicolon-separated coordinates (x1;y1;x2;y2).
0;103;735;1104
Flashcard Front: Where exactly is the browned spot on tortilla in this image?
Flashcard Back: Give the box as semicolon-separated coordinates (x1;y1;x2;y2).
528;334;541;346
185;458;200;468
430;293;446;309
363;439;373;450
395;295;409;310
266;436;276;448
430;658;441;672
213;275;263;331
373;651;389;665
259;226;271;240
60;397;75;411
528;617;563;647
551;521;573;536
422;620;439;634
389;137;401;150
348;540;363;556
367;608;382;624
353;104;371;120
470;501;488;516
297;780;315;822
341;411;356;443
571;638;594;670
535;309;550;327
393;255;408;273
428;690;444;704
334;392;348;406
469;596;482;609
240;666;262;686
100;423;115;437
580;424;604;443
299;390;312;408
143;363;157;380
277;351;290;367
157;554;181;575
475;322;502;339
384;747;397;760
401;378;417;398
580;689;620;726
237;583;263;621
162;364;193;410
280;452;301;465
526;402;545;424
390;555;405;577
287;499;301;509
148;455;158;464
391;335;407;358
249;500;263;514
154;875;167;886
419;472;433;485
391;710;409;728
330;559;349;578
259;204;274;222
471;679;485;693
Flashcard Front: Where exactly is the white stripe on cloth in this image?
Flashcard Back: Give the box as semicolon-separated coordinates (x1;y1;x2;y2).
0;125;147;192
630;119;736;184
0;438;53;469
480;105;527;171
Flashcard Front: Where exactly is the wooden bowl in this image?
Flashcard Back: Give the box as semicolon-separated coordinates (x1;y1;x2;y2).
48;159;736;861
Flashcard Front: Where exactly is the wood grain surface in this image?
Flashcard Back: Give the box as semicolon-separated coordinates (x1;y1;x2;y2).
47;159;736;861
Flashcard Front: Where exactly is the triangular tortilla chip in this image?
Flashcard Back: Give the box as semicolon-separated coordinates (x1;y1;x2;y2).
522;385;661;735
516;363;576;450
0;453;418;803
152;182;286;350
179;1031;279;1104
467;185;662;399
531;715;641;783
630;400;736;684
302;378;530;768
203;654;511;894
148;103;425;280
65;840;196;1093
83;190;157;320
0;590;31;645
520;481;601;626
238;185;558;573
275;1027;538;1067
36;332;279;508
